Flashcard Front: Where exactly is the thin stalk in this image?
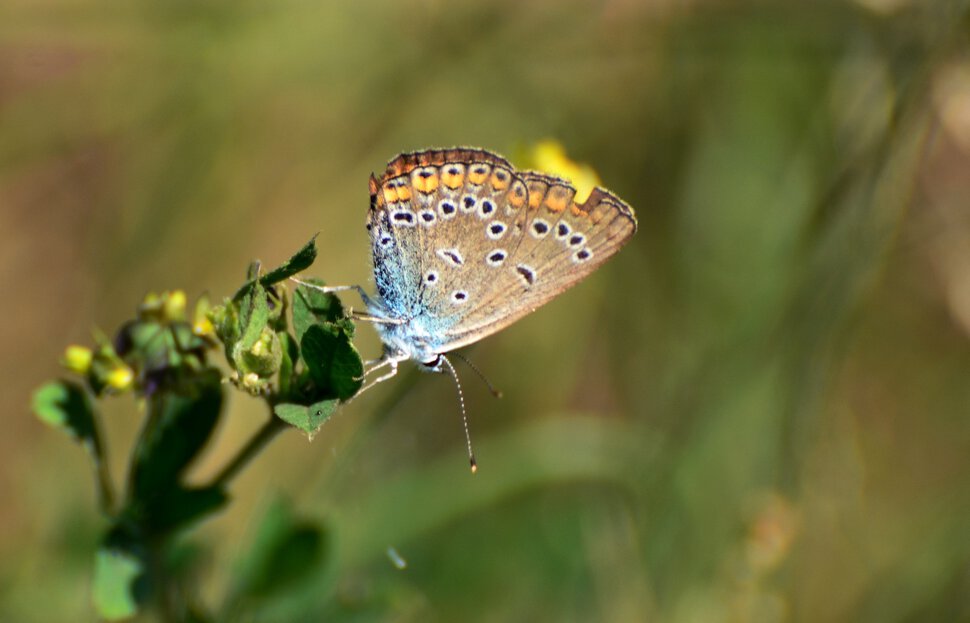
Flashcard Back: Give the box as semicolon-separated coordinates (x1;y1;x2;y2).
211;413;287;488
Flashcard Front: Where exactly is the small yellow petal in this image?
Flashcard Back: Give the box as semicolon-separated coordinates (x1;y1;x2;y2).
162;290;187;322
106;365;135;391
62;345;93;374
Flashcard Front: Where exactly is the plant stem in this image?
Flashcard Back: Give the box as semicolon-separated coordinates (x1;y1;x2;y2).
211;413;287;488
94;454;116;515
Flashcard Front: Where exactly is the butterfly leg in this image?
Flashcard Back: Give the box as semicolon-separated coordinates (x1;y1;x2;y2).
351;310;406;325
289;278;369;300
347;352;408;402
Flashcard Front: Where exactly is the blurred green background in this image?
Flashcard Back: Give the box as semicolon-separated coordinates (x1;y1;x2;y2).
3;0;970;621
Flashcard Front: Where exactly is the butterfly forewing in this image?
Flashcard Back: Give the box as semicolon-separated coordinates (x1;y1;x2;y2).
367;148;636;355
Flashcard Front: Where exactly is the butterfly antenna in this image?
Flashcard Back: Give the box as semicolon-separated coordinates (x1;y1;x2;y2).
439;355;477;473
452;352;503;398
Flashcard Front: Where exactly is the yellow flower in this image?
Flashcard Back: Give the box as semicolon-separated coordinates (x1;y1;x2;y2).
139;290;187;323
162;290;187;322
525;140;602;202
62;345;93;374
105;363;135;391
193;297;216;339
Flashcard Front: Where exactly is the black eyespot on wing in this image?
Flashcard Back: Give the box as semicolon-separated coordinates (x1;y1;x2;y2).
490;223;504;234
577;249;591;260
421;211;435;222
569;234;584;246
495;170;508;181
441;201;456;214
448;167;460;175
532;221;549;235
481;200;495;214
463;196;476;209
473;166;487;175
516;265;536;285
393;212;414;224
557;223;569;237
418;170;433;178
488;250;506;263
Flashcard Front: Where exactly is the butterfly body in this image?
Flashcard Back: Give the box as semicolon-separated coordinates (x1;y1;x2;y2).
362;147;637;369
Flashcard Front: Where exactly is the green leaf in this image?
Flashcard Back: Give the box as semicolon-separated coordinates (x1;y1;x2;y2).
93;549;143;620
232;237;318;302
259;236;318;287
32;381;113;510
130;369;223;504
142;485;229;534
225;498;329;609
237;280;270;353
300;324;363;401
31;381;101;454
277;332;298;397
273;400;337;437
292;279;344;345
93;527;148;621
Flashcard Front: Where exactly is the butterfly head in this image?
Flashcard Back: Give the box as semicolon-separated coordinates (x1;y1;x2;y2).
371;313;442;367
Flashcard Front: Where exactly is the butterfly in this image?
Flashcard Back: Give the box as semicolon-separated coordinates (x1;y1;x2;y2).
309;147;637;468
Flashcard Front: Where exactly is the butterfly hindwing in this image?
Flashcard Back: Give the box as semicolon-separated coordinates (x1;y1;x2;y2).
433;174;637;351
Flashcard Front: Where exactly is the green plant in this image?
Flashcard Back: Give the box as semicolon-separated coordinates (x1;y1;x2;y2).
31;238;361;621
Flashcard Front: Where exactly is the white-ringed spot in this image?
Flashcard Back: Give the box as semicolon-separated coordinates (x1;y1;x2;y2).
390;208;416;227
486;221;507;240
439;199;458;219
418;209;437;226
516;264;536;286
437;248;464;267
478;199;496;219
530;219;550;238
486;249;507;266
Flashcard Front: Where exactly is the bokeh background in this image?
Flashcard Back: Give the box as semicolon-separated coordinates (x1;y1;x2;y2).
3;0;970;621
